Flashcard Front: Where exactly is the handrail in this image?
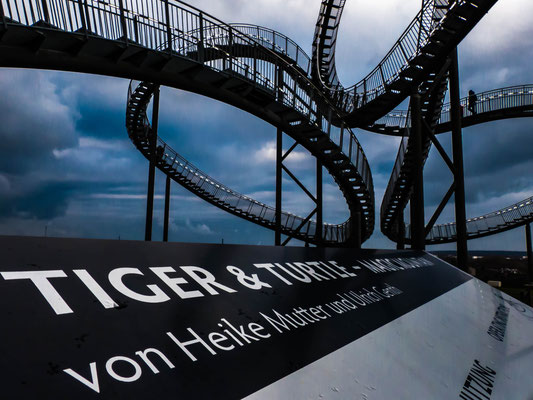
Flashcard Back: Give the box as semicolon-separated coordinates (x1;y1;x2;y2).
313;0;447;107
438;84;533;125
380;84;533;243
127;81;353;243
2;0;375;239
370;84;533;132
405;195;533;244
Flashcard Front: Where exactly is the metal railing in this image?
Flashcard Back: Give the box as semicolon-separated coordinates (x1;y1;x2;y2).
127;81;351;243
371;110;410;132
380;84;533;242
228;24;312;77
371;85;533;132
2;0;375;239
314;0;452;110
405;196;533;243
439;85;533;125
379;110;411;231
312;0;346;89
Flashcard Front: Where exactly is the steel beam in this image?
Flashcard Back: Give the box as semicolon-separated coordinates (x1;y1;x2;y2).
527;223;533;282
316;159;323;243
281;208;317;246
425;182;456;237
410;93;425;250
352;211;361;249
145;87;160;241
275;128;282;246
163;175;171;242
281;164;316;203
397;213;405;250
425;123;455;174
450;49;468;271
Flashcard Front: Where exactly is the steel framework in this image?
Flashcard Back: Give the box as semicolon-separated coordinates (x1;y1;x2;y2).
2;0;532;260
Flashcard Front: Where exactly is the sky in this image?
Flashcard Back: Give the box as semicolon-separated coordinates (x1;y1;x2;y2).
0;0;532;250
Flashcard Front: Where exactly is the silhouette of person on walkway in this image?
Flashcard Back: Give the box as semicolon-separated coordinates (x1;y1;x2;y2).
156;145;164;160
468;89;478;115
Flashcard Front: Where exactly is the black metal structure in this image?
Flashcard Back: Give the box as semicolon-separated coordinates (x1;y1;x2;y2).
312;0;498;126
379;85;533;245
3;0;530;255
0;0;378;245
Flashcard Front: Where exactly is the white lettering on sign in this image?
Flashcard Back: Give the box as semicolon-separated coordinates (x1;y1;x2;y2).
64;362;100;393
108;268;170;303
105;356;143;383
0;270;73;315
150;266;204;299
73;269;119;309
180;266;237;295
0;257;427;315
64;347;176;393
62;283;403;394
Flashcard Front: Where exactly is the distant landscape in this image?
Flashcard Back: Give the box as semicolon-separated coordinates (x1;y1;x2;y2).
432;251;532;305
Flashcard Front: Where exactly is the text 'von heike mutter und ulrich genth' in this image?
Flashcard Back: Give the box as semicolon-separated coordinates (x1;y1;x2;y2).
0;256;432;393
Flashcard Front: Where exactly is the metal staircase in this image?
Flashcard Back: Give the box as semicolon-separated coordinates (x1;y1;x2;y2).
407;196;533;244
312;0;499;127
0;0;375;244
127;81;356;245
366;85;533;136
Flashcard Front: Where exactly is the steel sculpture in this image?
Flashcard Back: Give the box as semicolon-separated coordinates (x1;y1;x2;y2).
313;0;532;270
0;0;374;245
2;0;531;262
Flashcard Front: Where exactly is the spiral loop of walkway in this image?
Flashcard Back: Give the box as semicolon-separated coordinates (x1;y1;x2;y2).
368;85;533;136
0;0;518;247
126;81;354;244
380;85;533;244
311;0;531;246
313;0;498;126
0;0;378;244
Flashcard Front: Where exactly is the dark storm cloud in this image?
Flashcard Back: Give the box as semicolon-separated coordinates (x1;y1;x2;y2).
0;0;531;250
462;119;533;177
0;180;139;220
423;118;533;208
53;72;131;140
75;100;127;139
0;70;78;174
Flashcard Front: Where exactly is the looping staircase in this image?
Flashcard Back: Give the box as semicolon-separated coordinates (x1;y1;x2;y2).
0;0;375;244
312;0;499;126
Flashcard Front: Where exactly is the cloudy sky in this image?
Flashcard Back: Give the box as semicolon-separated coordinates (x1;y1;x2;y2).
0;0;532;250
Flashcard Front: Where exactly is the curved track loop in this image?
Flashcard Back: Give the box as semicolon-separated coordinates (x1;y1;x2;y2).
126;82;352;245
409;196;533;244
0;0;375;243
380;85;533;244
312;0;498;126
311;0;345;89
124;22;374;244
368;85;533;136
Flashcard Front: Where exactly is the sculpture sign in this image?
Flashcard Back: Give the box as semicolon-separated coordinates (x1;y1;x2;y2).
0;235;477;398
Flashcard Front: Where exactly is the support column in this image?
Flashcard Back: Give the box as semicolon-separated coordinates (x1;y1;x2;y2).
275;128;282;246
397;214;406;250
163;175;171;242
526;223;533;282
316;158;323;244
145;87;160;241
351;210;361;249
410;93;425;250
450;49;468;271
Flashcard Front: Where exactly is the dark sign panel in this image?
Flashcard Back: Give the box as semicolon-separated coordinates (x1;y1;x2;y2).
0;236;470;398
